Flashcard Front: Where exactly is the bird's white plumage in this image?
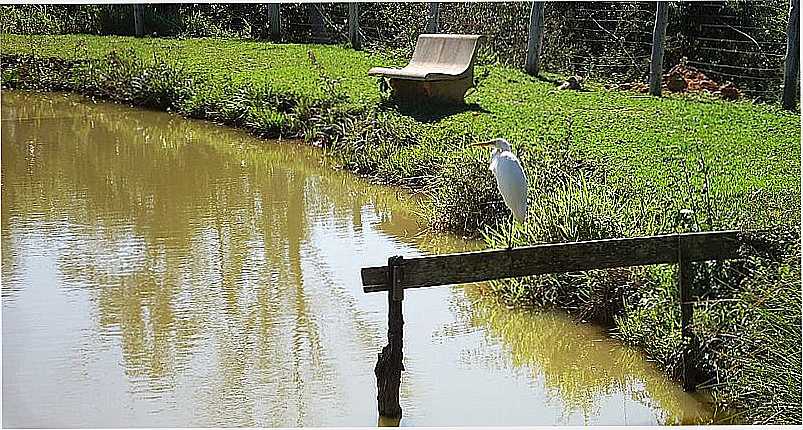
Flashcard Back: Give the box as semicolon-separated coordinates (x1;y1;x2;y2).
490;149;528;222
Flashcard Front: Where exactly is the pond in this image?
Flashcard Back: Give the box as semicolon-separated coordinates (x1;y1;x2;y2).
2;91;720;426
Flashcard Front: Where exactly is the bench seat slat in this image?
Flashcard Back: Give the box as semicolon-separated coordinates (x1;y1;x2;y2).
368;65;468;81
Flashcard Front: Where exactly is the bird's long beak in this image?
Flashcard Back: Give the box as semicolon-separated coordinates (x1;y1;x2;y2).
470;140;495;147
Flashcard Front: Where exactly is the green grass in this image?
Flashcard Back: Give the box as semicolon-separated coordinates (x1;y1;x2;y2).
1;33;800;424
1;34;390;105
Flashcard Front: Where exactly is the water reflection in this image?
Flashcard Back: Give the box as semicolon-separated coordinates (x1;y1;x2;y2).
2;91;718;427
455;287;720;424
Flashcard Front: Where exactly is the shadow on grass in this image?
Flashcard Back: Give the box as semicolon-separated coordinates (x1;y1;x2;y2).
535;74;594;92
377;98;490;123
534;74;563;86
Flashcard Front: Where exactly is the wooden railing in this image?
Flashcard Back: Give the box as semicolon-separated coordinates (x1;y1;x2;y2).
361;229;763;419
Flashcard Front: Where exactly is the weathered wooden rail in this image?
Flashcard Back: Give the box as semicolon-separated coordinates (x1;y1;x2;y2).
361;230;761;418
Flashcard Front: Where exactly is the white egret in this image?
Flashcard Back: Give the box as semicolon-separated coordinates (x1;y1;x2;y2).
471;138;528;249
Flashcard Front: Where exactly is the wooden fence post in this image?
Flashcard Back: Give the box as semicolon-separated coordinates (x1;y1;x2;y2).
133;4;145;37
375;256;404;418
676;208;698;392
783;0;800;110
269;3;281;41
349;3;361;50
677;236;696;392
309;3;326;41
525;2;545;76
649;1;669;96
426;2;441;34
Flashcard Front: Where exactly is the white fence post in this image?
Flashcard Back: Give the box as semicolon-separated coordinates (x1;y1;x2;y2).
133;4;145;37
426;2;441;34
783;0;800;110
649;1;669;96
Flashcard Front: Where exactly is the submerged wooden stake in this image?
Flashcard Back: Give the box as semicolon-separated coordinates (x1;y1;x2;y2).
375;255;404;418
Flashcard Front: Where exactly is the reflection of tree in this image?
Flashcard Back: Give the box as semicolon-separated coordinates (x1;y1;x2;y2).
0;91;416;425
456;287;718;424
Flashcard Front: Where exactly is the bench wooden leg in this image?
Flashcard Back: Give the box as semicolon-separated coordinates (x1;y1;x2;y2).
389;77;473;104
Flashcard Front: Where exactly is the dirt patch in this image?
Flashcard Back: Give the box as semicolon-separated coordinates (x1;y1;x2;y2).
611;58;743;100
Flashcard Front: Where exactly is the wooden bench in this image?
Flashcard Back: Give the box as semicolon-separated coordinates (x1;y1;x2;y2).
368;34;486;104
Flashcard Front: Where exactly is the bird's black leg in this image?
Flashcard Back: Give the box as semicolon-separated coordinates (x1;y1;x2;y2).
507;214;514;250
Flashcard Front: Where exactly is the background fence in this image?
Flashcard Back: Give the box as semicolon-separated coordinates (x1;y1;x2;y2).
0;1;797;103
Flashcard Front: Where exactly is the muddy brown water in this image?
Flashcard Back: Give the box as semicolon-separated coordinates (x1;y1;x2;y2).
2;91;722;426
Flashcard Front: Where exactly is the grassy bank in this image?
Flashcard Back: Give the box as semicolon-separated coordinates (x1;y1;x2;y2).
1;34;800;424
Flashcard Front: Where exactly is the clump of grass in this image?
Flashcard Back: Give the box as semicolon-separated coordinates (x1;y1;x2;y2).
1;5;68;35
2;49;195;111
706;249;801;424
177;7;244;39
184;82;292;136
1;54;78;92
615;230;801;423
330;111;424;176
72;49;194;110
429;148;506;233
